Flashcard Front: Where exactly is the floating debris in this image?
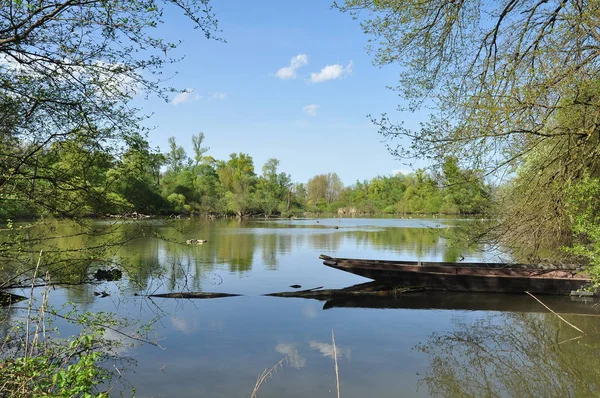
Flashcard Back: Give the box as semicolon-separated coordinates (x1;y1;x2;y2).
266;282;418;300
186;239;208;245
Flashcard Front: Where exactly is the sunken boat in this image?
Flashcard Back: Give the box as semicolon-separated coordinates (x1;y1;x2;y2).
319;255;592;295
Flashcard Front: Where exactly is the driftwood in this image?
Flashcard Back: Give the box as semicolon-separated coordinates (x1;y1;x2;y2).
147;292;240;299
265;282;421;300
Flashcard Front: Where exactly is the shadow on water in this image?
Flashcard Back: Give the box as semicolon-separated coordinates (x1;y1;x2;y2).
321;290;600;315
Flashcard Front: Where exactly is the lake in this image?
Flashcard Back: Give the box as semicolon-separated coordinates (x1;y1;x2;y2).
4;217;600;397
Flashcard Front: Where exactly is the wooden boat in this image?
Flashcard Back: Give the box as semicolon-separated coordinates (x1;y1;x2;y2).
319;254;592;295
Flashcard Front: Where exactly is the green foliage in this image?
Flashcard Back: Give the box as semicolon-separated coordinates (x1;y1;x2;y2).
0;131;491;220
0;294;144;397
338;0;600;257
167;193;187;213
1;337;109;398
337;0;600;173
0;2;219;395
307;173;343;204
563;176;600;281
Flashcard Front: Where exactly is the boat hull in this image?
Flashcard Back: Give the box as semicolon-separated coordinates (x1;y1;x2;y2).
321;255;591;295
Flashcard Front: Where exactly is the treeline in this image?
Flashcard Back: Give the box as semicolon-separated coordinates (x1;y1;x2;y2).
1;132;490;219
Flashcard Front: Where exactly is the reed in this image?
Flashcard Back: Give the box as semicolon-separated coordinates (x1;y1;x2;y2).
250;353;290;398
332;329;341;398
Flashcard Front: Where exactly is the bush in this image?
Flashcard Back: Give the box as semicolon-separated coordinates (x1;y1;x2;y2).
563;175;600;282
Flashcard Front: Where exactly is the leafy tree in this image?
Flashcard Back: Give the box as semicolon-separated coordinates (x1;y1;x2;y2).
256;158;292;216
440;157;489;215
107;134;168;214
564;175;600;282
195;163;225;214
217;153;257;216
338;0;600;261
191;132;210;167
165;137;187;174
0;0;220;282
337;0;600;172
307;173;344;204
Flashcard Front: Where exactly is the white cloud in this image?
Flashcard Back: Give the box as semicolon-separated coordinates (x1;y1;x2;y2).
172;88;200;105
211;92;228;100
309;60;353;83
276;54;308;80
302;104;319;116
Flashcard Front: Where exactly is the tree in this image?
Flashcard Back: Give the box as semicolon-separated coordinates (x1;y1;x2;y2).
257;159;282;217
191;133;210;167
307;173;344;204
195;163;225;215
106;134;168;214
165;137;187;174
338;0;600;261
0;0;220;285
440;157;489;215
307;174;328;204
337;0;600;173
256;158;292;216
1;1;219;212
217;153;257;216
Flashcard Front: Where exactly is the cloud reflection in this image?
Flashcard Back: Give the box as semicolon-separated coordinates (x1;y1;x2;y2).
275;343;306;368
309;341;351;361
302;304;319;319
171;316;196;335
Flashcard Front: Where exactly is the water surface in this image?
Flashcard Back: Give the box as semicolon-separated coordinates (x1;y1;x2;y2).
5;217;600;397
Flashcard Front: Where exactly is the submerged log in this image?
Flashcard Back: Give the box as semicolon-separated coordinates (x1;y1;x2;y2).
147;292;240;299
265;282;421;300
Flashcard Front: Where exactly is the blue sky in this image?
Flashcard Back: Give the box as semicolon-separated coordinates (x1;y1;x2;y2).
137;0;425;185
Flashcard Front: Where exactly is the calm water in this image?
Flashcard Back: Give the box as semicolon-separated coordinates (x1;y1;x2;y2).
4;217;600;397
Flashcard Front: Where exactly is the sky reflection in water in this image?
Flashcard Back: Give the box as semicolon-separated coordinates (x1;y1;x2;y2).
5;217;600;397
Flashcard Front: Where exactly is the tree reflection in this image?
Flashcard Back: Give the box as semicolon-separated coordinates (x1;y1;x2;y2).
417;311;600;397
2;218;484;294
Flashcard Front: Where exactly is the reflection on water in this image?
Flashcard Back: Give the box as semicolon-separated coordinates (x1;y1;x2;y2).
109;217;484;294
417;311;600;397
4;217;600;397
309;340;352;360
321;290;600;314
3;217;482;295
275;343;306;368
